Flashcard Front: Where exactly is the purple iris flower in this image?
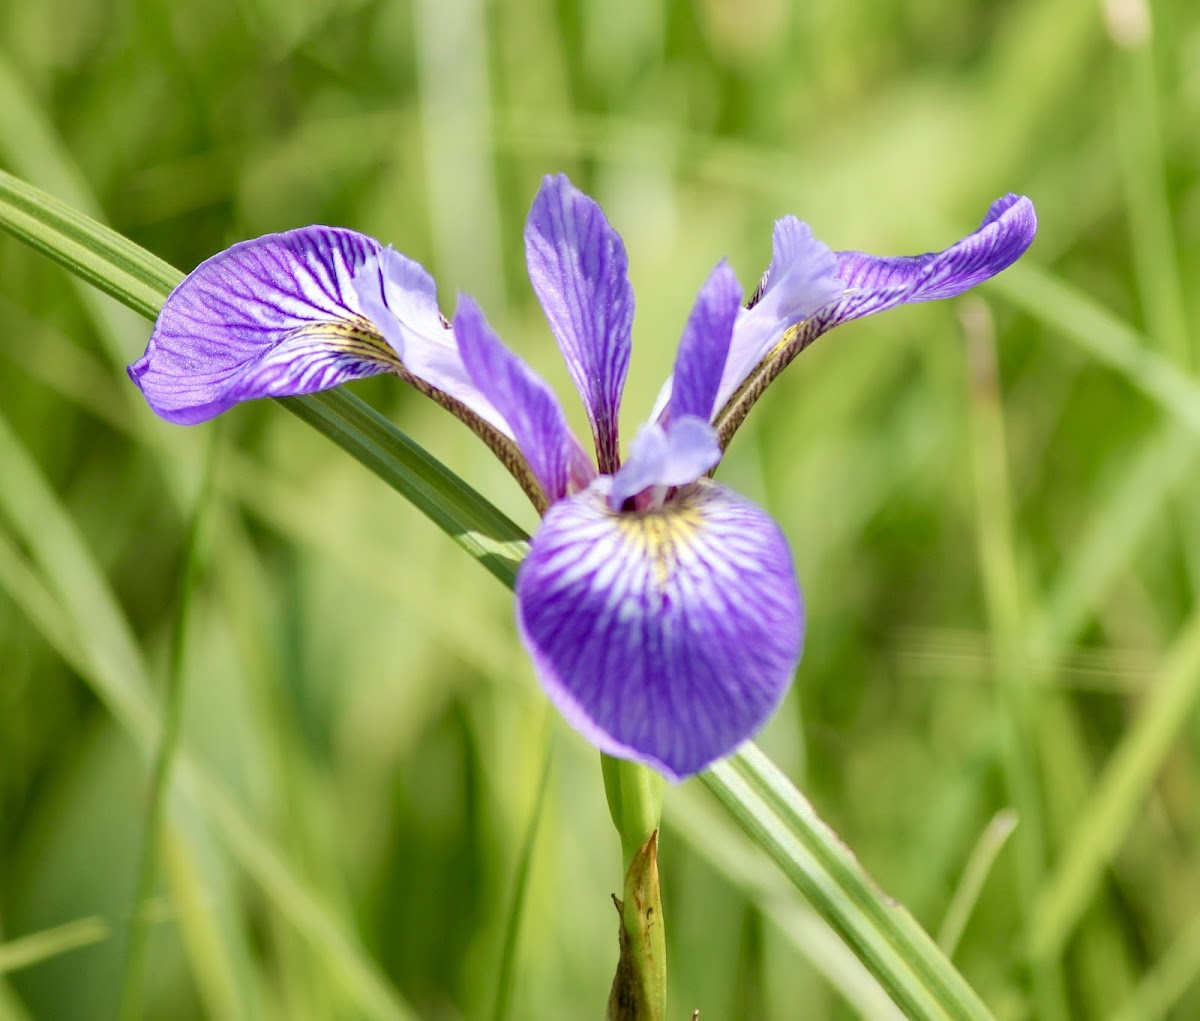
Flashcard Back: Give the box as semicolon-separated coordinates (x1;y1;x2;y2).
129;174;1036;780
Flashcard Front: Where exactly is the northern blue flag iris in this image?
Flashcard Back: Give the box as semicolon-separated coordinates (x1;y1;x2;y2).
130;174;1036;780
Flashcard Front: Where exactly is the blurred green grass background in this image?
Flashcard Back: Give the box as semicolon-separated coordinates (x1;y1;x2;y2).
1;0;1199;1017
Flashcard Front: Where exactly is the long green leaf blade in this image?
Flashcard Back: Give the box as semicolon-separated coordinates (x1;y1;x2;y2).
0;168;178;319
703;747;995;1021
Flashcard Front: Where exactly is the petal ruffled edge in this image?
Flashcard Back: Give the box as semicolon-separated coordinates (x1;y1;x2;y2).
516;479;803;781
525;174;633;473
129;226;394;424
454;295;596;507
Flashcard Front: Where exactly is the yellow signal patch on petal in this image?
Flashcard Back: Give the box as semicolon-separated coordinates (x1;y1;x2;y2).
614;490;705;588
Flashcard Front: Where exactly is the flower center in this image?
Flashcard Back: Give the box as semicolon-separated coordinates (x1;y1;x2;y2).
610;487;706;586
606;415;722;512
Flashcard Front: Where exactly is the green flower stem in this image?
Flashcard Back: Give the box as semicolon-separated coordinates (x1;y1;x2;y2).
601;754;664;870
601;755;667;1019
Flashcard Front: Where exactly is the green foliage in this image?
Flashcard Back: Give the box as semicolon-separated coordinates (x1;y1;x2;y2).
1;0;1199;1017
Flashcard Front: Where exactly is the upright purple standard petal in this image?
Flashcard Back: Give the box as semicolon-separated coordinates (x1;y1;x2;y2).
454;296;596;505
129;227;394;424
525;174;633;473
517;479;803;780
667;261;741;423
828;194;1037;326
711;218;844;415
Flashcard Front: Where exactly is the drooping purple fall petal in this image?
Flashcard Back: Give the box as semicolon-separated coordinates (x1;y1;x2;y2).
453;295;596;505
516;479;803;781
129;227;393;424
525;174;633;473
666;261;742;423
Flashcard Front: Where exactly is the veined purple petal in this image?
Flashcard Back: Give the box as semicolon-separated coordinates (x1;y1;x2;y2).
352;248;511;437
667;261;741;423
454;295;596;505
525;174;633;473
710;195;1039;444
710;218;844;416
608;417;722;511
829;194;1037;326
129;227;394;424
516;479;802;780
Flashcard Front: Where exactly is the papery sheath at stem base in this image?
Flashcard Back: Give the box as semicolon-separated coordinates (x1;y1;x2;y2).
607;831;666;1021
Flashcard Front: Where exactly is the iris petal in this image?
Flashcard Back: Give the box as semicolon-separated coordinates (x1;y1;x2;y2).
352;248;511;437
129;226;393;424
516;479;802;780
829;193;1037;325
525;174;633;473
454;295;596;506
712;195;1038;444
711;217;844;415
667;260;742;423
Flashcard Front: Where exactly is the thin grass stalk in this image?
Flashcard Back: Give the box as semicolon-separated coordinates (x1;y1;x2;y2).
1029;602;1200;960
0;919;111;976
962;299;1069;1019
114;432;218;1021
988;264;1200;438
492;726;555;1021
936;810;1018;957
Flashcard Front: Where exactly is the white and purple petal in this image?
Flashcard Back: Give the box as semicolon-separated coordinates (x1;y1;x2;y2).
666;260;742;423
525;174;633;473
516;479;802;781
710;195;1038;442
129;227;393;424
351;248;512;437
827;193;1037;326
454;295;596;505
711;218;845;415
